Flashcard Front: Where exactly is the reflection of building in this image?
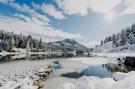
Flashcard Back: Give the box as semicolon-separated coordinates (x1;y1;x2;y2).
63;47;88;56
76;50;86;56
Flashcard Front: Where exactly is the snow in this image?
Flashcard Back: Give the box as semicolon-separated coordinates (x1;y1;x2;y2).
0;48;27;56
110;44;135;53
0;55;135;89
58;71;135;89
113;72;128;81
93;42;113;53
0;77;38;89
0;60;54;89
57;83;75;89
92;53;135;58
14;48;26;53
69;57;116;65
93;41;135;53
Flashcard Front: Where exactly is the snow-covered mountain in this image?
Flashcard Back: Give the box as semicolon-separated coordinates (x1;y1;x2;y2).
49;39;87;50
93;24;135;53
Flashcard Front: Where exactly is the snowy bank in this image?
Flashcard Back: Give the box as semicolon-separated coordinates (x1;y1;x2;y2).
58;71;135;89
0;67;53;89
92;53;135;58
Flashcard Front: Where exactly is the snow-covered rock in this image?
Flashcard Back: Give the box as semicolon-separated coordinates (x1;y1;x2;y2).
113;71;135;81
113;72;128;81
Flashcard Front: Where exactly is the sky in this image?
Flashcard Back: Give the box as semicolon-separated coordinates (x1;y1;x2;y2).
0;0;135;48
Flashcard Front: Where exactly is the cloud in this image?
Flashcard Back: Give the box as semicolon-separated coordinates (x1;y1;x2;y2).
56;0;122;16
0;15;82;42
32;2;40;10
56;0;89;16
89;0;122;14
9;3;50;25
0;1;83;41
41;4;66;20
120;0;135;15
0;1;50;25
0;0;14;3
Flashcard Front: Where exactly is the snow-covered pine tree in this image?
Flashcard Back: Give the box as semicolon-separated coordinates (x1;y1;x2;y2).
9;36;15;52
128;32;135;45
112;34;118;47
38;38;42;51
26;39;30;55
131;24;135;35
120;30;127;46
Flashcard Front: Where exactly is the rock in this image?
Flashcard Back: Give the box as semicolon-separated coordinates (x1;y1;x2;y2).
33;79;44;89
0;83;2;87
124;56;135;67
38;68;53;80
53;61;59;64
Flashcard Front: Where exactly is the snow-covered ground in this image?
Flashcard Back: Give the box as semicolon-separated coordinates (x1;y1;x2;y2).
0;54;134;89
68;57;116;65
0;60;52;89
56;54;135;89
58;71;135;89
92;53;135;58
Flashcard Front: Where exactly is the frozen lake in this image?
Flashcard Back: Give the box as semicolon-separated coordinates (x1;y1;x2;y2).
0;54;134;89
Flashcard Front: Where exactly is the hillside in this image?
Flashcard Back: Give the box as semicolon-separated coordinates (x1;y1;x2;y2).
93;24;135;53
49;39;87;50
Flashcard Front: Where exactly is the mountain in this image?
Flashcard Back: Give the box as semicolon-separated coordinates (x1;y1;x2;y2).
49;39;87;50
93;24;135;53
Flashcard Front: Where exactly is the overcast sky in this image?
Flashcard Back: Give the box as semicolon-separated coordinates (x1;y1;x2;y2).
0;0;135;47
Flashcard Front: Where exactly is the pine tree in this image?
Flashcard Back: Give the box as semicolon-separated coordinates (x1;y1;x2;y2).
9;36;15;52
26;39;30;55
131;24;135;35
112;34;117;47
120;30;127;46
38;38;42;50
128;32;135;44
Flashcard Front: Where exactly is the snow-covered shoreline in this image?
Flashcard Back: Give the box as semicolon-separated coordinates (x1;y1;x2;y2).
0;54;135;89
92;53;135;58
0;59;55;89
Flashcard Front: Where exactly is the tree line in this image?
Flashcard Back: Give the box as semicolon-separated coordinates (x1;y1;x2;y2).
0;30;47;52
100;24;135;47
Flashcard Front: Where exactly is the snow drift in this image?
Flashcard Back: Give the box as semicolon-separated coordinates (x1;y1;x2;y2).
57;71;135;89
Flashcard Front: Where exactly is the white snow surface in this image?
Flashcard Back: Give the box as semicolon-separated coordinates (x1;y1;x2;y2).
69;57;116;65
92;53;135;58
58;71;135;89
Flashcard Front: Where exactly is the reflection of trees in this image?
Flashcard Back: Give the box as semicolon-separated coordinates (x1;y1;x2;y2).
0;54;66;63
103;63;127;73
0;55;13;63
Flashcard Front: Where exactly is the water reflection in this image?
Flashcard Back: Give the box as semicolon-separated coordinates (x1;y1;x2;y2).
0;54;67;63
62;63;131;78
